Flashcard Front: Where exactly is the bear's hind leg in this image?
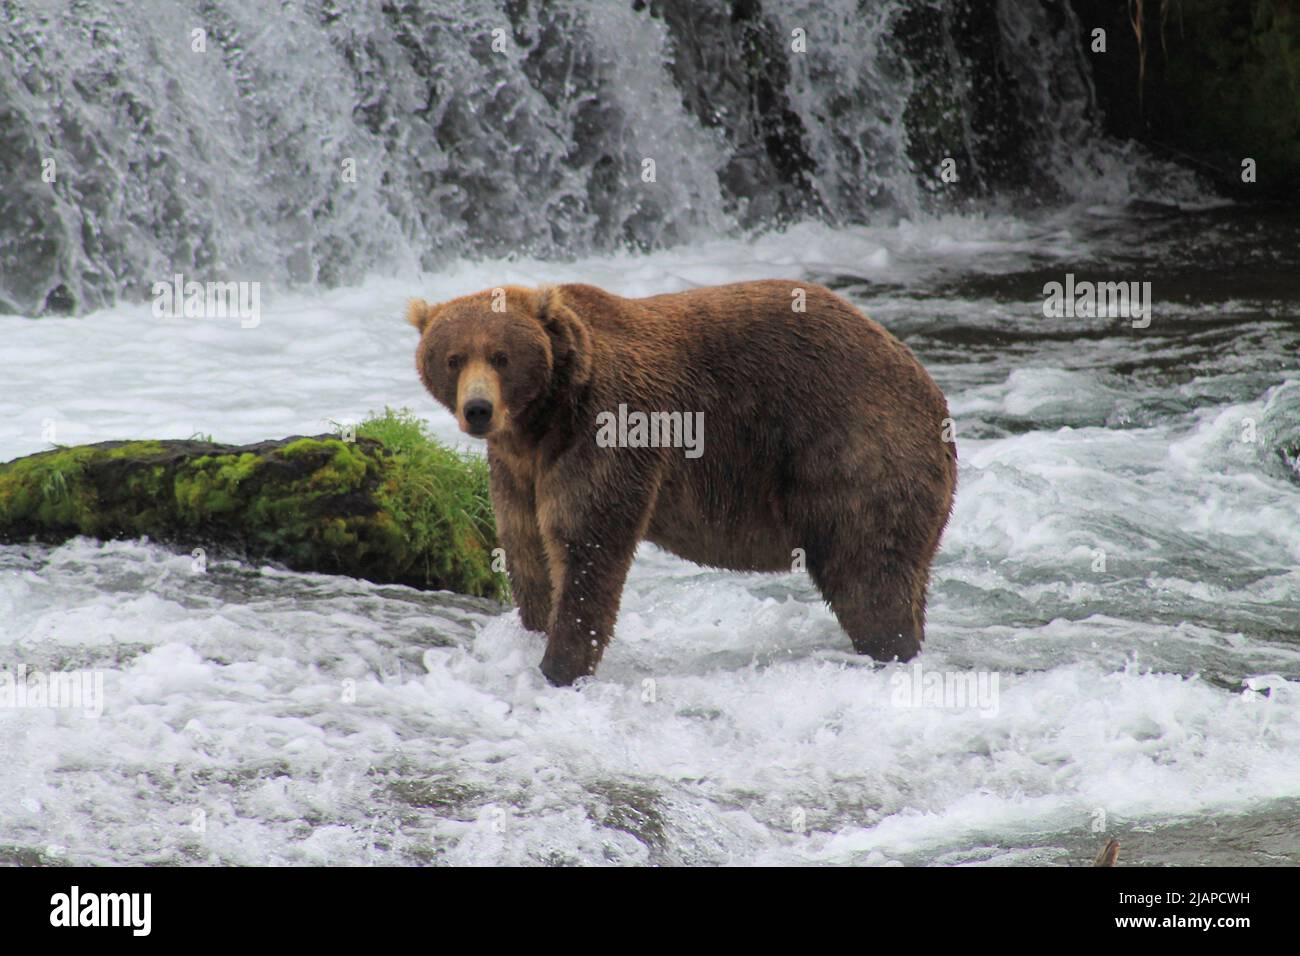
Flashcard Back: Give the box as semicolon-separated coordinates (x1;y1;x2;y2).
810;551;924;663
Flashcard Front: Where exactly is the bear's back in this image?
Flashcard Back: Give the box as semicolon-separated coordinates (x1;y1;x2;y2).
558;280;940;422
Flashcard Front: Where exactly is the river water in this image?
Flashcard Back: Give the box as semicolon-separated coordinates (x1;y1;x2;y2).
2;203;1297;865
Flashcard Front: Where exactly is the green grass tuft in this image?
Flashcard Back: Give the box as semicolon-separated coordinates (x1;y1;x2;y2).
359;408;504;600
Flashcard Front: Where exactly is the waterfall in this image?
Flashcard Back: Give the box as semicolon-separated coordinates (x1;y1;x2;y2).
0;0;1178;316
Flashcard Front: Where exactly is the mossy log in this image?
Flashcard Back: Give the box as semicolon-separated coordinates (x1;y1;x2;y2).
0;415;507;600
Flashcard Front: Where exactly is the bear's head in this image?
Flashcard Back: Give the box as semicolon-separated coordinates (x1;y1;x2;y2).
409;285;592;440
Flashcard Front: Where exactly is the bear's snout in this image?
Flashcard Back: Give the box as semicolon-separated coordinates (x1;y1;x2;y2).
453;357;506;438
463;398;494;435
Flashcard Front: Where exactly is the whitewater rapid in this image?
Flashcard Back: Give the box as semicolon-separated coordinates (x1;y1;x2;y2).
2;211;1298;865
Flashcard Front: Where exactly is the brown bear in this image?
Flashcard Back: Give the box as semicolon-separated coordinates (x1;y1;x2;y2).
409;281;956;686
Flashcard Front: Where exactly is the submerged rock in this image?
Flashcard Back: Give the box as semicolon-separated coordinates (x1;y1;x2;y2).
0;411;507;600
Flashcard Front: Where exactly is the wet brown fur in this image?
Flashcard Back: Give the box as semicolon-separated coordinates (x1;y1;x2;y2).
410;281;957;685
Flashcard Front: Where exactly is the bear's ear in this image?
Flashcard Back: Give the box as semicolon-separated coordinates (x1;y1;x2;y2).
406;298;442;334
537;285;593;389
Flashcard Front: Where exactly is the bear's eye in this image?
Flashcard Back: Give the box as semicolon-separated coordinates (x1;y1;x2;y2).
490;351;509;369
446;354;464;371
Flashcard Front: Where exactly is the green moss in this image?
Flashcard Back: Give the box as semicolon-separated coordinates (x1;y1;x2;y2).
0;439;182;538
173;452;262;521
0;445;95;530
106;441;166;459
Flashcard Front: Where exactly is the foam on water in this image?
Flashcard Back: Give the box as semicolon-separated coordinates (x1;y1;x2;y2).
2;210;1298;865
1;537;1296;866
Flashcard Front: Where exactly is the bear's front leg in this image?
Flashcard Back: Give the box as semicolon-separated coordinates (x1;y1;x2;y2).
488;450;551;632
535;466;657;686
